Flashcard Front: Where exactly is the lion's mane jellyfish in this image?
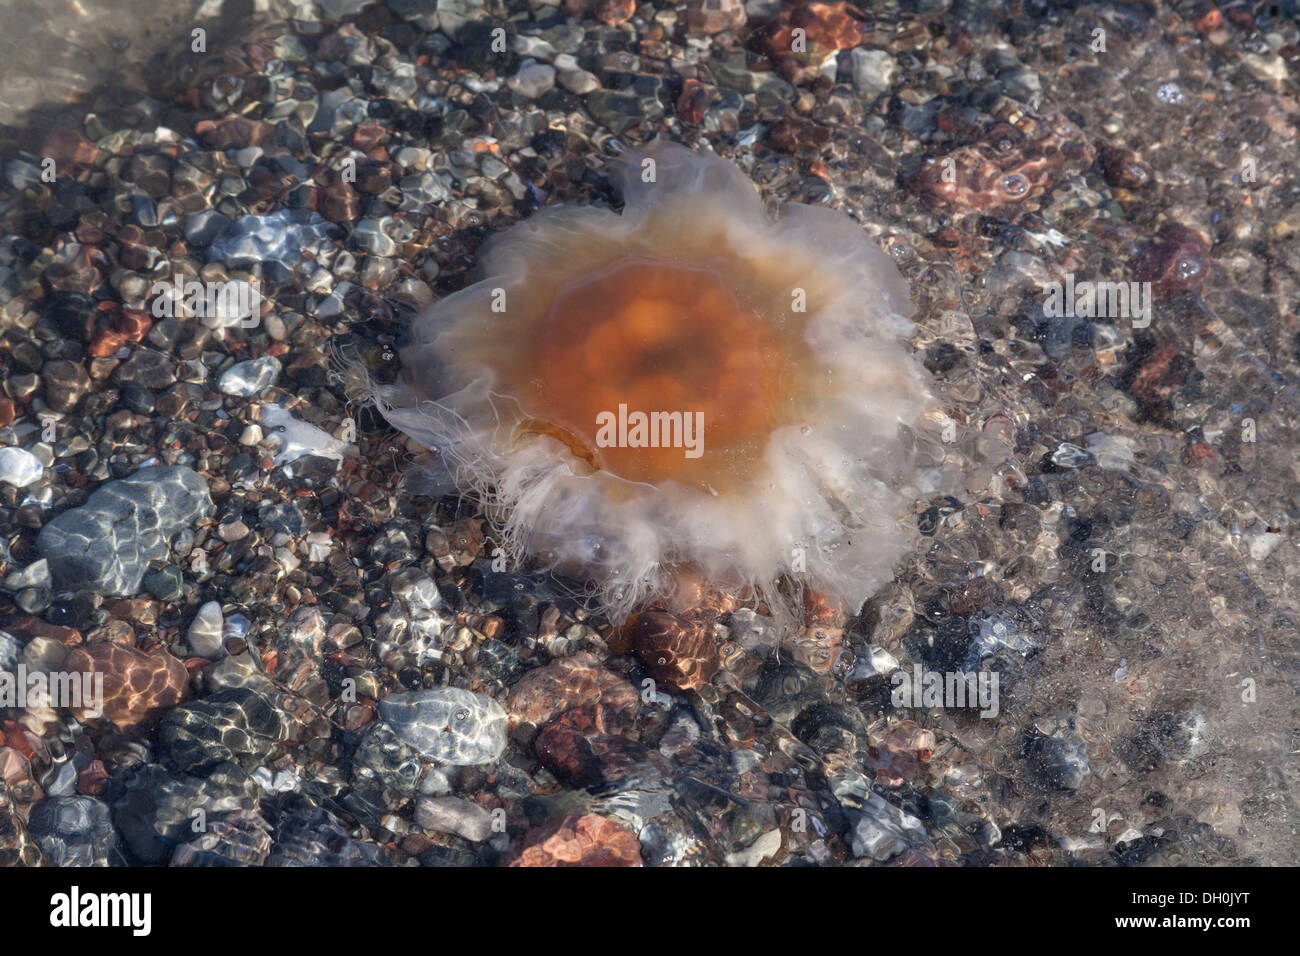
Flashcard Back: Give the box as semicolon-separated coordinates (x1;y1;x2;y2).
365;140;947;622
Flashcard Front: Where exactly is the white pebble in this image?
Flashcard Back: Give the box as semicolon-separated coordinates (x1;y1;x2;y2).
508;60;556;99
304;532;333;562
187;600;226;659
0;447;43;488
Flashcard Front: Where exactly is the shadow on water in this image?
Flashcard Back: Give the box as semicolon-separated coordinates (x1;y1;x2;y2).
0;0;264;151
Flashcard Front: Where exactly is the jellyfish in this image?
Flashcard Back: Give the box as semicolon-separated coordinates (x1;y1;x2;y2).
361;140;947;622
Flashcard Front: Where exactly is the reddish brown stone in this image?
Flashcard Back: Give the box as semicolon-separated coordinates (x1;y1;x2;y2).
76;759;110;796
0;617;80;645
88;329;127;358
533;701;646;787
864;721;935;786
687;0;747;34
75;212;116;245
343;699;375;731
89;620;136;647
195;115;273;150
355;161;393;195
904;110;1095;212
318;180;360;222
802;588;844;628
1130;223;1212;299
632;610;719;691
762;2;864;63
676;78;710;126
593;0;635;27
534;707;611;786
1183;442;1217;467
448;516;486;560
509;812;642;867
0;398;13;428
505;651;638;734
117;308;152;343
352;123;388;151
769;117;832;154
661;566;745;622
1195;8;1223;33
41;129;99;169
64;643;190;730
787;590;846;673
1125;341;1194;417
1224;5;1258;29
1;720;46;762
1098;145;1153;190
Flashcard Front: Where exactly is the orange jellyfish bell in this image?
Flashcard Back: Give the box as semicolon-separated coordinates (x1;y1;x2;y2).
369;139;947;622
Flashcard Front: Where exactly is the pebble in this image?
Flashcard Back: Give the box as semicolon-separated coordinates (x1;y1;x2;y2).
374;568;451;669
266;796;391;867
218;520;250;542
0;447;42;487
143;565;184;602
352;722;423;797
851;792;928;861
1050;442;1094;470
183;210;229;246
208;210;337;271
511;812;641;867
113;349;177;389
3;558;52;613
687;0;747;34
558;67;601;95
111;764;258;864
64;642;191;730
42;360;91;412
850;48;896;95
0;632;20;672
724;827;782;867
219;357;282;397
26;795;119;867
304;532;333;562
187;601;226;659
1155;82;1185;104
415;796;494;842
350;218;398;257
505;651;638;737
508;60;557;99
36;465;213;595
633;610;719;691
1026;728;1090;790
171;809;272;866
159;687;287;775
2;558;50;592
378;688;508;766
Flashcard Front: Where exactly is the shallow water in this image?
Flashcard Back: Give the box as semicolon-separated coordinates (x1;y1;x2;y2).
0;0;1296;870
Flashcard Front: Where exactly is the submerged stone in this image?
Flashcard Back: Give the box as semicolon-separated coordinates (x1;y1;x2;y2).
378;688;508;766
37;465;212;596
26;795;118;867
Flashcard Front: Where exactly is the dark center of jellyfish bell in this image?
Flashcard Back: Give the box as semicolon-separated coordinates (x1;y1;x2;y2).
524;255;800;488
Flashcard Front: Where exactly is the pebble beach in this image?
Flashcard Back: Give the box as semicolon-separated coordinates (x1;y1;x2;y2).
0;0;1297;871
